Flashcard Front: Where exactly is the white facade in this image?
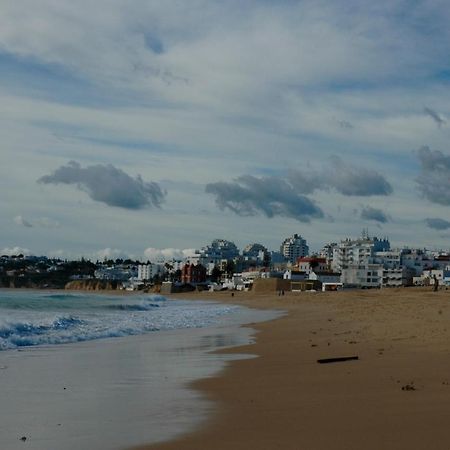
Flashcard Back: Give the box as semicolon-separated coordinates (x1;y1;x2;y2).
340;264;384;288
374;250;402;269
332;237;390;272
297;258;328;274
137;263;166;281
308;271;341;284
382;267;414;287
283;270;307;281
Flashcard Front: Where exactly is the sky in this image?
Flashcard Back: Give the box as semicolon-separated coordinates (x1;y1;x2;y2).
1;0;450;260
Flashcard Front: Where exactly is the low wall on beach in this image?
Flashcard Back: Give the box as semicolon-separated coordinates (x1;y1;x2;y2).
65;279;119;290
253;278;291;293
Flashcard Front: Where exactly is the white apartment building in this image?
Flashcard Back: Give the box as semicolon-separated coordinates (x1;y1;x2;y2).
382;267;415;287
137;263;166;281
400;249;433;275
280;234;309;263
332;237;390;272
374;250;402;269
340;264;384;288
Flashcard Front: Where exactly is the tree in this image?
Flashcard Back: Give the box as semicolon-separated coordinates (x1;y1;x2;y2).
225;260;235;277
210;266;222;282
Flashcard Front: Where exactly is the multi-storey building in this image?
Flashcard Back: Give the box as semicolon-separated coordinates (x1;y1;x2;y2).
181;263;207;284
280;234;309;264
242;243;270;268
137;263;166;281
332;236;390;272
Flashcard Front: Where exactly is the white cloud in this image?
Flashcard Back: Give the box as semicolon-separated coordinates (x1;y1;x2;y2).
14;215;60;228
143;247;196;262
94;248;128;261
1;246;31;256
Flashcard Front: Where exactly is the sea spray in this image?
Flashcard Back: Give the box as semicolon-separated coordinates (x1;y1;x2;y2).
0;291;241;350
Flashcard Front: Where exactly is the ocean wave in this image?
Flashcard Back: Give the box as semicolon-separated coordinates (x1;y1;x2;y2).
0;294;241;351
0;316;84;339
107;303;161;311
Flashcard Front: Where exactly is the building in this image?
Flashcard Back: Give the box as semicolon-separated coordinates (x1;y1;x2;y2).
190;239;240;272
382;267;415;287
297;257;328;274
374;250;402;269
400;249;434;275
332;236;390;272
340;264;384;288
181;263;207;284
137;263;166;281
280;234;309;263
242;243;270;267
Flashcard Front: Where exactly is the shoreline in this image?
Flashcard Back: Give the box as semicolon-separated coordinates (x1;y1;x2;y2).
131;287;450;450
0;289;279;450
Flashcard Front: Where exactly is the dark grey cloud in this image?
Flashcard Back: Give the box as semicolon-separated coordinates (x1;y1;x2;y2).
425;218;450;230
38;161;166;209
360;206;389;223
328;156;393;196
287;169;323;194
337;120;354;129
416;146;450;205
205;175;324;222
289;157;393;197
424;107;445;127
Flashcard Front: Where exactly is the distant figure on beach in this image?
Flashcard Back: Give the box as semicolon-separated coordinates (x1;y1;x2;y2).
433;275;439;292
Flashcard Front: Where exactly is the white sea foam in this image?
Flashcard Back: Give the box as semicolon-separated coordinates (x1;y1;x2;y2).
0;291;241;350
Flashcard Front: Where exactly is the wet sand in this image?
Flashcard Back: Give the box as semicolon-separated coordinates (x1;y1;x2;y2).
133;287;450;450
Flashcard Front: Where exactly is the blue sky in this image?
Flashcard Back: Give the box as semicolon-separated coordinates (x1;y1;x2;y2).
1;0;450;259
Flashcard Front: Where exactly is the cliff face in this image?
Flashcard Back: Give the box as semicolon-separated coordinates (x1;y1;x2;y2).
65;280;119;291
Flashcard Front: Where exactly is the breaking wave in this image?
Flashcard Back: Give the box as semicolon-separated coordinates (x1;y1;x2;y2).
0;292;240;350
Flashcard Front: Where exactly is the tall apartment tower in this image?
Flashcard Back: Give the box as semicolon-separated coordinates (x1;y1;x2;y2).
280;234;309;263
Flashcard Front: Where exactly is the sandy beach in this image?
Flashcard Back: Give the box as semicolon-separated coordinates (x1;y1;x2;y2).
132;287;450;450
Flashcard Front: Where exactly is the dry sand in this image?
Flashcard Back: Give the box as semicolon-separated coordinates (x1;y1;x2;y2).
132;287;450;450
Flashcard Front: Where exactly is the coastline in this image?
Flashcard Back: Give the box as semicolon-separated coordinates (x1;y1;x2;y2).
0;290;278;450
131;287;450;450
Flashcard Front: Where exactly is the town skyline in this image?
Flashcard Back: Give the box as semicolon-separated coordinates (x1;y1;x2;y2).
1;1;450;258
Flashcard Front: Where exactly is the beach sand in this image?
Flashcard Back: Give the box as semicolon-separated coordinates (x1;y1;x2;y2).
132;287;450;450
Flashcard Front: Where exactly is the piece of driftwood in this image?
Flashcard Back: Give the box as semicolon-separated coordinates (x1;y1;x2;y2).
317;356;359;364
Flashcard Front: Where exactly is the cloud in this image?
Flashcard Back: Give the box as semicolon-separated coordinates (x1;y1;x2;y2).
206;175;324;222
38;161;166;209
360;206;389;223
416;146;450;205
327;156;393;196
1;246;31;256
425;218;450;230
337;119;354;129
289;157;393;197
34;217;60;228
287;169;323;195
13;215;60;228
95;248;128;260
424;107;445;127
143;247;196;262
14;215;33;227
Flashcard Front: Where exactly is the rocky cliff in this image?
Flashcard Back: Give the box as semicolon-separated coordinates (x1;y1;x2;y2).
65;280;119;291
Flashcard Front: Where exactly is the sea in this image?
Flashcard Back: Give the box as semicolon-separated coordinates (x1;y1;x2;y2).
0;290;279;450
